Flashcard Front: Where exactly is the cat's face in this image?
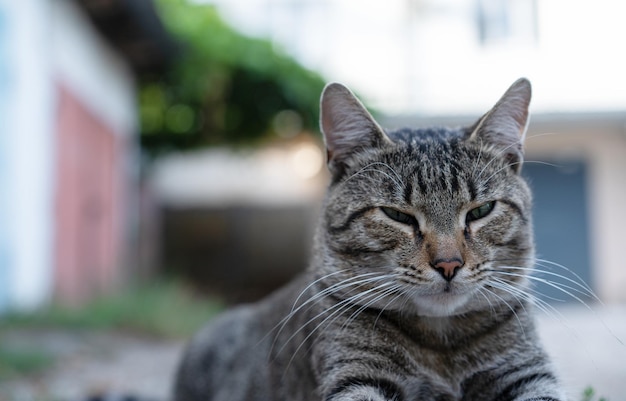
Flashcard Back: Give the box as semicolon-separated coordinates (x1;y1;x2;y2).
317;79;534;317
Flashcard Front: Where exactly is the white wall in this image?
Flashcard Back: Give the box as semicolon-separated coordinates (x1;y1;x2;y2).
1;0;137;312
4;0;56;311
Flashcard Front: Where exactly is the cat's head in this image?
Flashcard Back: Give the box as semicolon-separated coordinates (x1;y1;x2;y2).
316;79;534;317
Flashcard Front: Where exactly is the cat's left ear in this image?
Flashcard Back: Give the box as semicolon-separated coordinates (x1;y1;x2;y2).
320;83;391;177
468;78;531;173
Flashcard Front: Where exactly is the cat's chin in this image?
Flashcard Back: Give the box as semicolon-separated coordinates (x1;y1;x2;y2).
410;292;474;317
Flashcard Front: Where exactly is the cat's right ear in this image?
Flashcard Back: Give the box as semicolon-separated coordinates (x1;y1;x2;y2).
320;83;391;177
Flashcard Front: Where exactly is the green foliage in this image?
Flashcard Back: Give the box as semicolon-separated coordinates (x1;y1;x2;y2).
0;280;223;339
0;346;53;381
140;0;327;155
581;386;608;401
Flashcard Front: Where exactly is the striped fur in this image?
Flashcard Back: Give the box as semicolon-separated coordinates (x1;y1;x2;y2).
174;79;566;401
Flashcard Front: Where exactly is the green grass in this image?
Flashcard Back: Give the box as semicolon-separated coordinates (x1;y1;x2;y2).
0;279;224;339
0;279;223;382
0;346;54;381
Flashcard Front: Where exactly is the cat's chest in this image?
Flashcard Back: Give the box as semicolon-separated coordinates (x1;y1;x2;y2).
383;314;517;387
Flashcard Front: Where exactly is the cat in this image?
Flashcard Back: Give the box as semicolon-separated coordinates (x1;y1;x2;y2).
173;78;566;401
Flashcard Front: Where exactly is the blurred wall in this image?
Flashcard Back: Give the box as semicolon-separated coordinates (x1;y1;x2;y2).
524;113;626;303
0;0;138;311
150;142;326;303
1;0;56;312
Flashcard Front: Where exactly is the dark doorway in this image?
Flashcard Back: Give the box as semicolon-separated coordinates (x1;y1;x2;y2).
522;160;593;304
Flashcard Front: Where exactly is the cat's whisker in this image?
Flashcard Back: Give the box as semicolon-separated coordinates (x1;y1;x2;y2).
470;138;485;180
265;272;383;347
482;158;563;189
481;162;521;186
294;272;386;310
489;269;596;311
342;282;405;330
492;256;596;296
293;273;391;315
484;279;531;316
489;277;606;355
482;159;563;187
474;139;523;181
373;287;409;329
279;277;398;357
522;160;562;169
265;273;396;356
474;287;493;311
489;277;552;317
345;162;404;194
525;131;563;142
494;264;600;302
479;284;526;336
287;274;393;321
492;264;624;347
326;281;400;332
368;161;404;186
466;267;559;322
282;295;380;377
282;281;399;374
290;270;348;312
534;258;597;297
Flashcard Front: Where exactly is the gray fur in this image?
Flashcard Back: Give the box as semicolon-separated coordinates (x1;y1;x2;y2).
174;78;566;401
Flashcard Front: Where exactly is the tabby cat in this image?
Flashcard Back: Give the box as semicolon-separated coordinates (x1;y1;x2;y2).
174;78;566;401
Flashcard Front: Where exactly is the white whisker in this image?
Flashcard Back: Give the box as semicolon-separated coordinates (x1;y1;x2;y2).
279;276;397;358
534;258;597;297
342;283;404;330
265;272;394;354
345;162;405;195
495;264;600;302
282;280;398;374
490;269;595;307
479;284;526;336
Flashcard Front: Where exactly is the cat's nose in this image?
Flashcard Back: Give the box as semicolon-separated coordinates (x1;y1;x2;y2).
432;258;463;282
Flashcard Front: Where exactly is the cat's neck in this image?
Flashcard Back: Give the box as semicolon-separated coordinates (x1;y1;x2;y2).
385;300;531;351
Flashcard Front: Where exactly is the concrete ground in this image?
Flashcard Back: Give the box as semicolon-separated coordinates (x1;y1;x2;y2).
536;304;626;400
1;304;624;401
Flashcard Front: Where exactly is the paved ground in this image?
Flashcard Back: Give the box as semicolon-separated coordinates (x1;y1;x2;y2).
1;304;625;401
0;330;184;401
536;304;626;400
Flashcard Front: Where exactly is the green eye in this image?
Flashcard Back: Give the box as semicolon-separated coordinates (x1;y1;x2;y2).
381;207;417;226
466;201;496;223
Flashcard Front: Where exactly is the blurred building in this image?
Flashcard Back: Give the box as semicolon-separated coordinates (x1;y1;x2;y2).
211;0;626;115
190;0;626;304
0;0;174;312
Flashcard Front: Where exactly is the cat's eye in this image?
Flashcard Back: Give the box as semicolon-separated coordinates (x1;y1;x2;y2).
381;207;417;226
466;201;496;223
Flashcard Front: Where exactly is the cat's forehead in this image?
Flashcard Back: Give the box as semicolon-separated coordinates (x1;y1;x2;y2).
378;126;489;202
384;126;474;165
386;126;467;146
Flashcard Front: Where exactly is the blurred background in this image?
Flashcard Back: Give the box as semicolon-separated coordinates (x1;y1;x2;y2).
0;0;625;400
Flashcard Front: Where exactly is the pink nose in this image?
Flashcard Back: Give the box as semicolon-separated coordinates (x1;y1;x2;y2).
433;259;463;282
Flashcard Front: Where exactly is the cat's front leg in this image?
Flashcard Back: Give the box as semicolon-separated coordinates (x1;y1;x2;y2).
493;370;566;401
521;398;562;401
462;359;566;401
324;377;404;401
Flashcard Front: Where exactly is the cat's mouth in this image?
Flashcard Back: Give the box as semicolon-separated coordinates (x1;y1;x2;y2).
409;283;473;316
